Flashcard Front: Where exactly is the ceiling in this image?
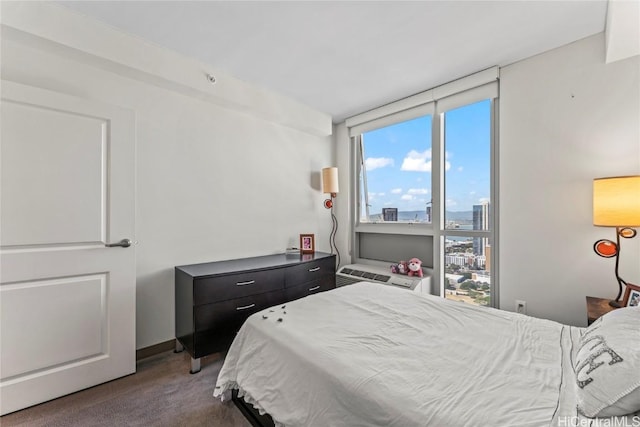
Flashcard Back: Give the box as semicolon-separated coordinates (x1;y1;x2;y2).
56;1;608;123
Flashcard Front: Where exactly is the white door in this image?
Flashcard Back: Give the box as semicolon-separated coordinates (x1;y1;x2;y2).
0;81;136;415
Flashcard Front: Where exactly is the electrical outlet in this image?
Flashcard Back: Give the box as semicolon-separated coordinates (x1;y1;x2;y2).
515;300;527;315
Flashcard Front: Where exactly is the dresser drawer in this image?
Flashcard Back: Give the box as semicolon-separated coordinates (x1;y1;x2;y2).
285;257;335;288
284;277;335;301
195;289;285;330
194;268;285;305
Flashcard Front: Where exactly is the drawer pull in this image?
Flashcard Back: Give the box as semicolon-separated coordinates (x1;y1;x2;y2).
236;303;256;311
236;280;255;286
308;267;321;272
309;285;320;291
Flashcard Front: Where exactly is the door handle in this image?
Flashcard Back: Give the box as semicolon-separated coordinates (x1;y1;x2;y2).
106;238;132;248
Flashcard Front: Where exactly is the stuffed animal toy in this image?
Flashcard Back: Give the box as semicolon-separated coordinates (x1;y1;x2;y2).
397;260;408;275
407;258;423;277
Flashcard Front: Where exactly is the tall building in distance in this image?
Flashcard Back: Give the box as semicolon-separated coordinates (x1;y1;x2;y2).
473;202;490;258
382;207;398;221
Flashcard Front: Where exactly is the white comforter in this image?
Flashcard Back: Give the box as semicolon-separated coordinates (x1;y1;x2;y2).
214;282;583;427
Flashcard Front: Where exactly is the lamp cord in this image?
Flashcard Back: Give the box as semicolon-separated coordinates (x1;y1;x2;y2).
330;204;340;271
614;226;627;302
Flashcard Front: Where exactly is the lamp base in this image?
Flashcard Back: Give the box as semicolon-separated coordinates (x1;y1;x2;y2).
609;300;622;308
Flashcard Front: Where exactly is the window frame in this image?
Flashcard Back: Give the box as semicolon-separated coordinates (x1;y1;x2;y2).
354;109;435;231
435;95;499;308
347;69;500;308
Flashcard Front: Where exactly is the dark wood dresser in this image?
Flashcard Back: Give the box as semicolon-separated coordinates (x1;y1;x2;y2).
175;252;336;373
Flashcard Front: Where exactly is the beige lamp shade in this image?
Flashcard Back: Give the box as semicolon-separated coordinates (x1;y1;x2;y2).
322;167;339;194
593;176;640;226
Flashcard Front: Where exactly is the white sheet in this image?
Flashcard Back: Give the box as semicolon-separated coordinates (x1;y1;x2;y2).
213;282;620;426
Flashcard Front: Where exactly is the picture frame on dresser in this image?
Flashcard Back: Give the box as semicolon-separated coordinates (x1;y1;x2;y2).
622;283;640;307
300;234;315;254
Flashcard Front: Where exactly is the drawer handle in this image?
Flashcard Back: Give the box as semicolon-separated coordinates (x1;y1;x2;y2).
236;303;256;311
236;280;255;286
309;286;320;291
308;267;321;272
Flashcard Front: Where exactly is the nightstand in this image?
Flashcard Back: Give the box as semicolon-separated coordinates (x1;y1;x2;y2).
585;296;619;325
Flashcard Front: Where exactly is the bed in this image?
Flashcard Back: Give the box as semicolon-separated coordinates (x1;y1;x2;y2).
214;282;640;427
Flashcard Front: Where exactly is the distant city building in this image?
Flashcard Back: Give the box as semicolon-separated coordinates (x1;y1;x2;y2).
426;205;432;223
485;244;491;273
445;253;486;269
382;208;398;221
446;254;471;266
471;272;491;284
473;202;490;256
476;255;486;269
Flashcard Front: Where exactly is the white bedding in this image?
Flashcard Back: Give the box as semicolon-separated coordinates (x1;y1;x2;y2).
213;282;630;426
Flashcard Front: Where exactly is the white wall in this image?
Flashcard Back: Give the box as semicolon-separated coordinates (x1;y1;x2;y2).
333;122;353;268
605;0;640;64
500;33;640;326
1;7;334;349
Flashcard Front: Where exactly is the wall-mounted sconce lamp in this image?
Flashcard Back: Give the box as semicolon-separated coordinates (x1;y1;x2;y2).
322;167;339;209
322;167;340;269
593;175;640;307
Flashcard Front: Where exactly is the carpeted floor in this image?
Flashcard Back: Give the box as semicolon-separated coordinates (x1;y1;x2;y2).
0;350;251;427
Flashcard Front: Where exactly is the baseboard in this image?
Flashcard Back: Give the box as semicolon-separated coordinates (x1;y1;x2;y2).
136;339;175;361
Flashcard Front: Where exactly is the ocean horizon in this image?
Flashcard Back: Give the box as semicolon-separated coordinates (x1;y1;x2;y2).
367;209;473;222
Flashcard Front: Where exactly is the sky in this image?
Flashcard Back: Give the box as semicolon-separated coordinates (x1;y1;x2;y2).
361;99;491;218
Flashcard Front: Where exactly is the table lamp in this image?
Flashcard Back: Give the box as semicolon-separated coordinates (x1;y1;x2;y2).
593;175;640;307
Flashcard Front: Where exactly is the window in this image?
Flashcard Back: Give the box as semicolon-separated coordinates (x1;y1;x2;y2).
348;68;498;307
358;115;432;223
442;100;493;306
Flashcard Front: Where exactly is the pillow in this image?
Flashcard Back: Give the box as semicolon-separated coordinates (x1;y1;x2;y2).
573;306;640;417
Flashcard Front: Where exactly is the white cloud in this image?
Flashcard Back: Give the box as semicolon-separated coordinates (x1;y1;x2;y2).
457;166;464;172
407;188;429;195
401;150;431;172
446;198;457;206
365;157;394;171
401;194;414;201
401;149;450;172
479;197;490;204
391;188;403;194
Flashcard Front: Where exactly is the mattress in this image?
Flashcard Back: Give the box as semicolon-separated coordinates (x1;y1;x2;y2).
214;282;632;426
